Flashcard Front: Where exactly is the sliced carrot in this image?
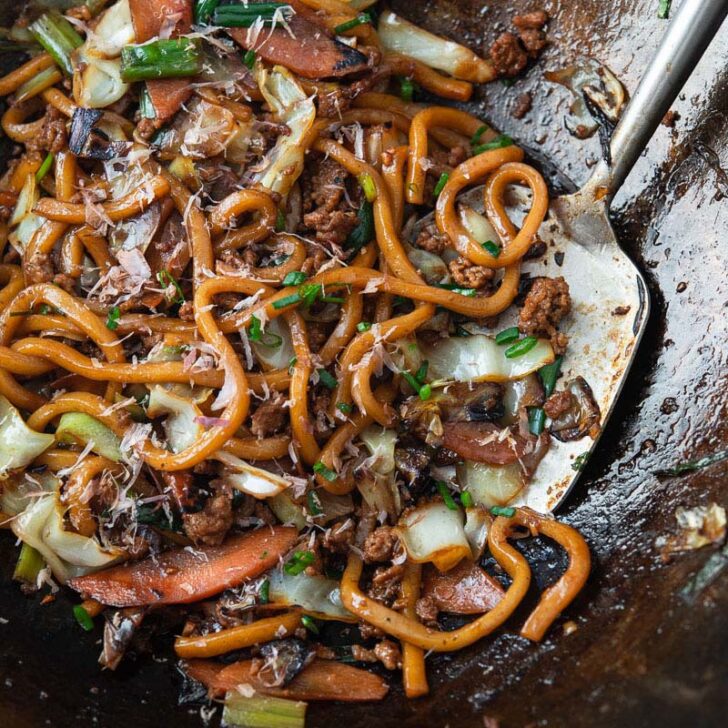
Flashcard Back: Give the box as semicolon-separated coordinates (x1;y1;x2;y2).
422;559;505;615
185;658;389;702
128;0;193;121
228;14;369;80
69;526;297;607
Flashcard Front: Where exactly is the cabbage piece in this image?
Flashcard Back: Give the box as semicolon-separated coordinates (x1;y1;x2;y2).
396;501;471;572
9;172;38;227
215;451;290;499
378;9;493;83
267;569;355;621
463;505;490;560
251;316;295;372
0;470;58;516
252;64;316;195
0;396;54;475
9;212;45;253
456;460;524;508
11;491;124;583
54;412;123;462
147;386;203;454
268;491;307;530
422;334;555;383
406;244;449;285
459;204;500;246
359;426;397;475
85;0;135;58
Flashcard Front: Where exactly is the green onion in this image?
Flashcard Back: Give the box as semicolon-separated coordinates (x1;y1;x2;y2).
495;326;520;345
15;65;63;103
105;306;120;331
357;173;377;203
414;360;429;384
299;283;322;309
659;448;728;476
13;543;44;584
539;356;563;396
29;11;83;77
301;614;320;634
223;692;307;728
658;0;671;19
313;461;337;482
436;283;476;297
471;125;488;145
273;292;302;310
418;384;432;401
249;314;282;348
572;452;589;471
504;335;537;358
284;550;315;575
401;370;422;394
491;506;516;518
157;269;185;304
275;208;286;232
288;356;298;372
399;76;415;102
120;38;202;82
482;240;500;258
528;407;546;436
243;49;256;69
334;13;371;35
283;271;307;286
259;578;270;604
213;2;288;27
195;0;221;24
38;304;52;315
35;153;54;183
307;491;322;516
433;172;449;197
138;86;156;119
345;200;375;257
357;321;372;333
249;314;263;342
436;481;458;511
73;604;95;632
336;402;353;415
317;369;337;390
473;134;514;155
460;490;474;508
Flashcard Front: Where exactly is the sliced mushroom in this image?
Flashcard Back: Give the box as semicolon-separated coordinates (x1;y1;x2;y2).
549;377;601;441
254;638;314;688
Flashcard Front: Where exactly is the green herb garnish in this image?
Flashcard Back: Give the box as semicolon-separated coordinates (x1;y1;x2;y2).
334;13;371;35
284;550;315;576
504;335;538;358
495;326;520;345
317;369;337;390
72;604;94;632
283;271;307;286
490;506;516;518
313;461;337;482
433;172;449;197
473;134;514;155
436;481;458;511
105;306;120;331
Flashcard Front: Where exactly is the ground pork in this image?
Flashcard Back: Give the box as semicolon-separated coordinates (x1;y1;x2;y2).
351;639;402;670
449;256;494;289
544;390;575;419
415;595;439;626
490;32;528;78
513;11;549;57
512;92;533;119
358;620;385;640
37;106;67;154
415;225;447;255
363;526;398;563
518;276;571;354
182;492;233;546
311;388;333;439
368;563;405;606
302;208;358;248
250;392;287;437
322;518;355;553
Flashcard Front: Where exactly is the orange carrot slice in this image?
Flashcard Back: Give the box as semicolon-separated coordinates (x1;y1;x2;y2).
69;526;297;607
185;658;389;701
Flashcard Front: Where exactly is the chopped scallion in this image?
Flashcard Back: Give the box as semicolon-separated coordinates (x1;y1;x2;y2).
13;543;44;584
275;207;286;232
504;335;538;359
243;49;256;69
249;314;263;342
433;172;449;197
357;321;372;332
194;0;221;25
334;13;371;35
473;134;514;155
495;326;520;345
490;505;516;518
336;402;353;415
460;490;474;508
213;3;289;27
156;269;185;304
658;0;671;19
482;240;501;257
471;124;488;145
307;491;322;516
418;383;432;401
399;75;415;102
35;152;54;183
313;461;337;482
284;550;315;575
73;604;95;632
138;86;156;119
283;271;307;286
29;10;83;77
345;200;374;257
258;578;270;604
436;481;458;511
317;369;337;390
357;173;377;203
273;293;302;310
120;38;202;82
105;306;120;331
301;614;319;634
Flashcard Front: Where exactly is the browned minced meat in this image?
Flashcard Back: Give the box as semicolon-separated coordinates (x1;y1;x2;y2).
363;526;398;563
415;595;439;626
182;492;233;546
301;157;357;247
512;92;533;119
52;273;76;294
351;640;402;670
518;276;571;354
449;256;494;290
490;32;528;78
513;11;549;57
359;620;385;640
544;390;575;419
311;388;333;439
178;300;195;321
306;321;329;353
351;644;378;663
662;109;680;127
322;518;355;553
35;106;67;154
249;392;287;437
368;563;405;606
24;253;54;285
253;500;277;526
415;224;447;255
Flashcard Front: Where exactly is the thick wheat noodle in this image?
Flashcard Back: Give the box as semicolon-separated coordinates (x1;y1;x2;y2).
33;448;82;471
0;53;55;96
407;106;495;204
0;369;45;410
0;265;24;309
386;53;474;102
354;93;469;149
401;562;429;698
41;87;76;117
71;226;114;273
64;456;125;537
437;157;549;268
9;155;42;192
209;189;277;253
287;310;320;466
381;146;408;232
1;98;46;142
317;291;363;366
195;87;253;121
33;175;170;224
334;108;412;137
223;435;291;461
0;346;54;376
0;284;126;402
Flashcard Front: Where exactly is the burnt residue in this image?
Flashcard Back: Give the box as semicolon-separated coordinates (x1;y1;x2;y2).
1;2;728;728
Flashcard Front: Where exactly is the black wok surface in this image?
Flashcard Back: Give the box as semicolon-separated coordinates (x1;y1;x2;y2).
1;1;727;726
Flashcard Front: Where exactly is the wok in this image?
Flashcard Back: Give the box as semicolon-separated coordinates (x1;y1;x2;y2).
1;1;727;726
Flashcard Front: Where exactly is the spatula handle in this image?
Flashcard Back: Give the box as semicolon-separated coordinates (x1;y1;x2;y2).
608;0;728;195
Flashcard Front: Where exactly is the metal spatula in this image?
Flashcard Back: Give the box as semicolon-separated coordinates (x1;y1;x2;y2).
413;0;728;512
